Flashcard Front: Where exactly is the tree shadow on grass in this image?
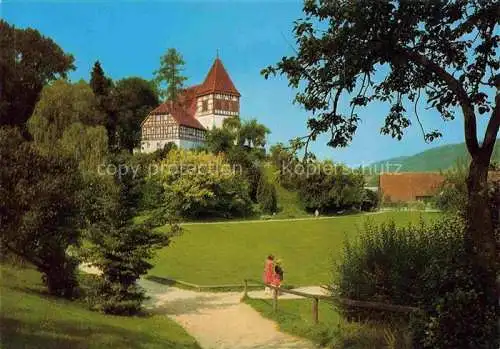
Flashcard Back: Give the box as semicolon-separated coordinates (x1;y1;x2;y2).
0;316;201;349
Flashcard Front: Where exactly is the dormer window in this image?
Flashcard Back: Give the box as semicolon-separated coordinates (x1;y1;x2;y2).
202;100;208;112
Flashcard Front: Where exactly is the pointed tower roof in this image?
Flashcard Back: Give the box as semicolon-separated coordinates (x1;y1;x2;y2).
197;58;241;97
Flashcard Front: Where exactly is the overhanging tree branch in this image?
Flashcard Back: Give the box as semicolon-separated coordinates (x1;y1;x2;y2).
483;93;500;159
395;46;480;156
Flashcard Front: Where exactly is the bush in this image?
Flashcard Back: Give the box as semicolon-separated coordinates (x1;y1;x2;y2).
432;162;468;213
139;178;164;210
156;149;253;219
81;167;175;316
85;214;174;315
407;201;426;211
256;176;278;214
361;189;379;211
336;215;498;348
226;145;262;202
298;160;365;213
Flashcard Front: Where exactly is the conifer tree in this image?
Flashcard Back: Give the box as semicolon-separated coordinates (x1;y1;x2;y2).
90;61;116;149
153;48;187;102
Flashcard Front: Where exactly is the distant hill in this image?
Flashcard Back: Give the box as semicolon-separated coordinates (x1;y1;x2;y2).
367;140;500;174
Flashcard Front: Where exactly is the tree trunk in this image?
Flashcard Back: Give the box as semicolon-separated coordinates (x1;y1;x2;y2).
465;155;498;347
465;156;495;265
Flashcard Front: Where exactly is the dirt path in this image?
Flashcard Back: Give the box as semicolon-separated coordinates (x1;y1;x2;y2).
80;265;319;348
140;278;320;349
181;211;387;226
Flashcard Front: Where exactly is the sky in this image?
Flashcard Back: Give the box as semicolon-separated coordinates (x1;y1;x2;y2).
1;0;492;166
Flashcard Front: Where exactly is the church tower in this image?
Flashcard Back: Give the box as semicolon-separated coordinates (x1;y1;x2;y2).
195;58;240;129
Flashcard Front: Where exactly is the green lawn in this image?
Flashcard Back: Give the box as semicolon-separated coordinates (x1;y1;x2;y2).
0;264;200;349
150;211;439;286
245;297;411;349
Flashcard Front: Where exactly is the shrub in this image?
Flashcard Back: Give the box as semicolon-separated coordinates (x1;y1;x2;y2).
432;161;468;214
139;178;164;210
226;145;263;202
81;169;175;316
256;176;278;214
298;160;365;213
407;201;426;211
156;149;253;219
269;142;301;190
361;189;379;211
336;215;498;348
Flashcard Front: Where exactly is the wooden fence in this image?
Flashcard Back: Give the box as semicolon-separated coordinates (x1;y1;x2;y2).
243;279;420;324
146;275;420;324
146;275;262;292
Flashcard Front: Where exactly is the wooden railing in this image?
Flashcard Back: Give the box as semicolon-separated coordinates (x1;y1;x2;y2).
146;275;420;324
243;279;420;324
146;275;262;291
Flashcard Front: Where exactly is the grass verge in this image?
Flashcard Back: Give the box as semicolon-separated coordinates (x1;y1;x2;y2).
0;263;200;349
245;297;412;349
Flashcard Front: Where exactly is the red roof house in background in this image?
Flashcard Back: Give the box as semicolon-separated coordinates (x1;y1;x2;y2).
379;172;445;202
140;58;240;152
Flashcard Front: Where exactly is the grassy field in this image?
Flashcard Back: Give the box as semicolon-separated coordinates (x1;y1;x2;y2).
150;211;439;286
245;297;411;349
0;264;200;349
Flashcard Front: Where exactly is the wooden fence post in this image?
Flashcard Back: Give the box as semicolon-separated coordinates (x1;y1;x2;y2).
243;279;248;298
273;287;278;313
312;298;319;324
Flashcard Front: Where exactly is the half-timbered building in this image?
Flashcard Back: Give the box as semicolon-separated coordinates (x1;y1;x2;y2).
140;57;240;152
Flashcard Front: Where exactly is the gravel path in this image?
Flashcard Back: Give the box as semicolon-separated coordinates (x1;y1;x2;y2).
141;278;319;349
80;265;319;348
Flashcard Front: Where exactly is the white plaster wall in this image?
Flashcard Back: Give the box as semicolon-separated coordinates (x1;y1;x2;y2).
197;115;215;130
140;138;204;153
197;114;233;130
179;139;205;149
141;139;180;153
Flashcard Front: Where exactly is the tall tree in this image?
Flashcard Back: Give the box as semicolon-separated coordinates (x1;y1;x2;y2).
153;48;187;101
262;1;498;347
28;79;106;154
0;20;75;132
90;61;116;149
59;122;108;172
206;117;270;152
238;119;271;148
113;77;159;152
205;117;270;201
90;61;113;97
0;127;83;298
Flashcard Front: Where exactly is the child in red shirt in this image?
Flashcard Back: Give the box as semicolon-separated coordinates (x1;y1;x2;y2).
272;260;284;290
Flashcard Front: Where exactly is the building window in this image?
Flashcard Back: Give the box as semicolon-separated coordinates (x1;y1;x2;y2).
202;100;208;112
215;99;221;109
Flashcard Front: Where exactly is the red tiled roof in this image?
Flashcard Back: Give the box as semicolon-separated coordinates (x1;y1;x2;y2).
144;57;240;129
197;58;240;97
149;92;205;130
379;172;445;202
180;84;200;117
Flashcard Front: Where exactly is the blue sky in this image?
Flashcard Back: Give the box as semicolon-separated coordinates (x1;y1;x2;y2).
1;0;490;166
